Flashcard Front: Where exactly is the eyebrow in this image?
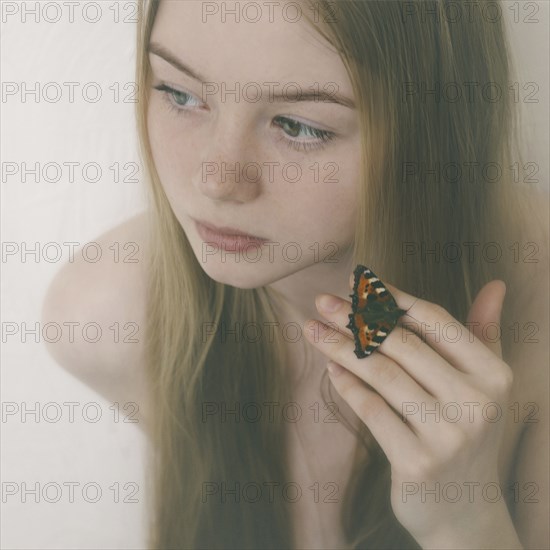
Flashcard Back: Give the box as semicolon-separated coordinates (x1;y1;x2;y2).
148;42;356;109
149;42;207;82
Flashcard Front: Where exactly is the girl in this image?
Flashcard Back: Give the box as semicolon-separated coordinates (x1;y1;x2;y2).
44;0;549;548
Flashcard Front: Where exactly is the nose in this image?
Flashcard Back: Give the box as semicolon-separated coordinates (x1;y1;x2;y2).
193;116;262;204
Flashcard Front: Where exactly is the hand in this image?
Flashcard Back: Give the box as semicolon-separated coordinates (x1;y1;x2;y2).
304;272;522;549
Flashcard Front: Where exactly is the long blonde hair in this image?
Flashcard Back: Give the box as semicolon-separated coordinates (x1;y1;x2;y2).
135;1;547;548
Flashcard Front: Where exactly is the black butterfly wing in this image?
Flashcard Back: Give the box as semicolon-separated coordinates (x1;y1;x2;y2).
346;265;407;359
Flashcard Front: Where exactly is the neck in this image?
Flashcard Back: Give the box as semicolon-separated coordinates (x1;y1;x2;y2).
267;247;355;385
268;249;355;325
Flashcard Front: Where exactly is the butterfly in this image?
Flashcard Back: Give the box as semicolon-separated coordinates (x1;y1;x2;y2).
345;265;408;359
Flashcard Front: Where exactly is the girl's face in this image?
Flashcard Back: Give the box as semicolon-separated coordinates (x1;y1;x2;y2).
147;0;361;288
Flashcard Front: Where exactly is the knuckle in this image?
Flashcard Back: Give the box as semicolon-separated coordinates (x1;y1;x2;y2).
404;452;437;479
322;321;341;344
369;358;401;386
403;329;424;353
415;298;448;321
337;378;358;401
336;333;352;355
484;361;514;394
430;302;449;319
493;367;514;394
357;394;385;423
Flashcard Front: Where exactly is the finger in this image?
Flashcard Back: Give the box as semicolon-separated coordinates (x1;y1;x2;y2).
377;324;471;400
315;293;354;339
304;320;438;432
315;293;468;399
465;280;505;360
325;360;421;462
383;281;505;376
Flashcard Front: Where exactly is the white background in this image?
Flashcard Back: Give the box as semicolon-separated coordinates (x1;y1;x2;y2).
1;1;548;548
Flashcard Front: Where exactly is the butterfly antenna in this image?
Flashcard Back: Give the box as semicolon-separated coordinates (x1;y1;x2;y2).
402;298;421;324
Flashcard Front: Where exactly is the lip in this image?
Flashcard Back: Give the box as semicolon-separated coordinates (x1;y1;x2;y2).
193;217;269;251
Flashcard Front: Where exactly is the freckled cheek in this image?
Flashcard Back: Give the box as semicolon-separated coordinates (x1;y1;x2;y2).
272;179;357;248
317;190;358;241
147;113;198;205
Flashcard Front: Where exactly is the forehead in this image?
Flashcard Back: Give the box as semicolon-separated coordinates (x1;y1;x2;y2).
150;0;352;94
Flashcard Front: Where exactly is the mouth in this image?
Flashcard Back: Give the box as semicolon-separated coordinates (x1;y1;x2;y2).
192;217;269;251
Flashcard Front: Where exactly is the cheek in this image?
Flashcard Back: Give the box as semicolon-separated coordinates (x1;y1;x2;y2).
276;146;360;242
146;105;196;206
306;185;358;241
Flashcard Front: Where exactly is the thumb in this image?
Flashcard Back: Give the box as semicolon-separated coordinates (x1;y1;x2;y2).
466;280;506;359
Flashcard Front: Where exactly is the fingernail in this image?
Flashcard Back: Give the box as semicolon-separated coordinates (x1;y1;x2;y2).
327;360;344;376
317;294;342;312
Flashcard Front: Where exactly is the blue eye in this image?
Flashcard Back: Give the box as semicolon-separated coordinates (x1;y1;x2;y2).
153;83;203;114
152;85;336;153
272;116;336;152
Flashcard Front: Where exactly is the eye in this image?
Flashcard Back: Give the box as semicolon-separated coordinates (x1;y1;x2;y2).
153;83;204;115
272;115;336;152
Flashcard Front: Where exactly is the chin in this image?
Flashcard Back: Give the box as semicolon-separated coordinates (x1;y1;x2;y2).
195;257;269;289
198;253;307;290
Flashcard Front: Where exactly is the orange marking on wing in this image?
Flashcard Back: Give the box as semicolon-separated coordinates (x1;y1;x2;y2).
356;278;370;308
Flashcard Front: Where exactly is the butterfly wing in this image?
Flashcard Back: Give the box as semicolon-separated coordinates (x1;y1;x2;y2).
347;265;406;359
350;265;400;311
346;315;397;358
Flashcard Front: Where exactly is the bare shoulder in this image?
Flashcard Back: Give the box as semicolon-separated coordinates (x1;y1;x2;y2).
41;211;152;432
506;203;549;404
498;190;549;547
505;248;550;548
